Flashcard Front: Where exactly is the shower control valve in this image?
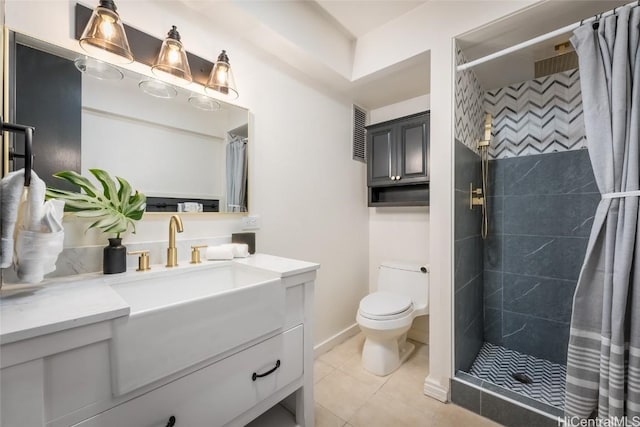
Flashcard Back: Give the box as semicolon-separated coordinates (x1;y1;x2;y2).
469;183;485;209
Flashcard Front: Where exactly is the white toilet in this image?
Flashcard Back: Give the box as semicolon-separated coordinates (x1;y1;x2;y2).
356;261;429;376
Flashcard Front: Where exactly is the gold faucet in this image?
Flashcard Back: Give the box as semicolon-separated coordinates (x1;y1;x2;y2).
166;215;184;267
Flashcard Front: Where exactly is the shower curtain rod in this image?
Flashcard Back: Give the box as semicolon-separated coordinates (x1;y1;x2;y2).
456;0;638;72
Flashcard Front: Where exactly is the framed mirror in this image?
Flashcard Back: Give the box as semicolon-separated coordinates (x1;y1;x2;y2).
4;31;249;214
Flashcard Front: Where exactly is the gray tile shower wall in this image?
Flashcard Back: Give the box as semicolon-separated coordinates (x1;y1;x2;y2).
483;149;599;364
454;140;484;371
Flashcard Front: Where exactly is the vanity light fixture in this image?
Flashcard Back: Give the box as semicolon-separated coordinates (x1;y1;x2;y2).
151;26;193;84
205;50;239;100
79;0;134;64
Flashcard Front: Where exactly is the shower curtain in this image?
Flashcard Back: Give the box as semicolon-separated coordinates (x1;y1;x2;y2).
226;134;248;212
564;4;640;419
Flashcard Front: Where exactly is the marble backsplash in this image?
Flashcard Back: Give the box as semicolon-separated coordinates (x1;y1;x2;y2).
1;235;232;284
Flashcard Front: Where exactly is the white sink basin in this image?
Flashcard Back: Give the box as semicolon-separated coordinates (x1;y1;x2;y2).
109;262;284;396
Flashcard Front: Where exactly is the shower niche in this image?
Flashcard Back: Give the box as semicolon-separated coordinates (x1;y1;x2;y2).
449;2;618;424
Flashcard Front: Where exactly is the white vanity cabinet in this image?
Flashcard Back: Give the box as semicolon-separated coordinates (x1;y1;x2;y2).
0;255;318;427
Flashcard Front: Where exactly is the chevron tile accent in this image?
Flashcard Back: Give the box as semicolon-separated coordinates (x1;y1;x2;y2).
484;69;585;159
455;46;485;152
469;342;567;409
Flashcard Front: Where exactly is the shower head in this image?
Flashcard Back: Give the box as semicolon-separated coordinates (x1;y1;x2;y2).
535;41;578;78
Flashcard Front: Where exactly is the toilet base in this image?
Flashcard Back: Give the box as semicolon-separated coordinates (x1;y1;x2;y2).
361;333;415;376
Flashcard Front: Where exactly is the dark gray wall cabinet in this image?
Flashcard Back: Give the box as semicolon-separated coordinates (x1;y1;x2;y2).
366;112;429;206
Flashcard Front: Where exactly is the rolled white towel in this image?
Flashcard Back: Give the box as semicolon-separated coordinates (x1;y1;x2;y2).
206;246;234;260
220;243;249;258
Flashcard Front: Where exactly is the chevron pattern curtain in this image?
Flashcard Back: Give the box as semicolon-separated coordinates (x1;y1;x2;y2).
564;4;640;420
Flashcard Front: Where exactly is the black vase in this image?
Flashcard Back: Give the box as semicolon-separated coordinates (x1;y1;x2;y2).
103;237;126;274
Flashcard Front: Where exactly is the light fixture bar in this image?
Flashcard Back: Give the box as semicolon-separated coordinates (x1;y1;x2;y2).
74;3;215;86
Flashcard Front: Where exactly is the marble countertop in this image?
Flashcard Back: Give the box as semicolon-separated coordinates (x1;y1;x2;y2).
0;254;319;345
234;253;320;278
0;276;130;345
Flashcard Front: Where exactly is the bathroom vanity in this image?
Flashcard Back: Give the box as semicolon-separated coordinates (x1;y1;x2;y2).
0;254;318;427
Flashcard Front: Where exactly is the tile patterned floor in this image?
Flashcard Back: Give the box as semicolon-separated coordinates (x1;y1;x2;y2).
313;333;501;427
468;342;567;409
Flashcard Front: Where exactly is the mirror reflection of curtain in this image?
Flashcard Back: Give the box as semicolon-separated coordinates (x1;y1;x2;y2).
226;134;247;212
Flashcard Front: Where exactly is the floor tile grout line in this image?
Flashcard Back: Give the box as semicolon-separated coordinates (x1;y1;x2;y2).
316;402;347;426
317;335;495;427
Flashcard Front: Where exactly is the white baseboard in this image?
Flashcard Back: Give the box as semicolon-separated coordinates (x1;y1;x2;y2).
313;323;360;358
424;377;450;402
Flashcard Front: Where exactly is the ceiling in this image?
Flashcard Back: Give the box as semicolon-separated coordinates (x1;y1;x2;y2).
314;0;428;38
312;0;430;108
456;0;629;90
179;0;629;110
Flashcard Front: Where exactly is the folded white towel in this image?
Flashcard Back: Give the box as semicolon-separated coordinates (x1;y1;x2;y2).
206;246;234;260
41;199;65;233
220;243;249;258
1;169;66;283
1;169;45;268
15;230;64;283
15;197;65;283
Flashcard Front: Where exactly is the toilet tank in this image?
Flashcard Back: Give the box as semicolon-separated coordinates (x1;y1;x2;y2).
377;261;429;307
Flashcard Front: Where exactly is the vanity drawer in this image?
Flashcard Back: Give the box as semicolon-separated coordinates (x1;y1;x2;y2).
74;325;303;427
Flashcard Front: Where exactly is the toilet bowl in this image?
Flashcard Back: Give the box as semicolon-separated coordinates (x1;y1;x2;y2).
356;262;429;376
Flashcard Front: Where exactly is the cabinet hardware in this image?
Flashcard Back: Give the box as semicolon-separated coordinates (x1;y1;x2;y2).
390;176;396;181
396;176;401;180
252;360;281;381
166;415;176;427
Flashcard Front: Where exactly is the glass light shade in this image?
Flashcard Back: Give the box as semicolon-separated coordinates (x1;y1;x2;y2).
188;94;221;111
74;57;124;80
79;0;133;64
138;79;178;99
151;26;192;84
205;50;239;100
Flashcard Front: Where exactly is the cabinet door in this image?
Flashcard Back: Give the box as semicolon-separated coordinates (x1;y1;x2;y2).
367;126;395;186
396;115;429;184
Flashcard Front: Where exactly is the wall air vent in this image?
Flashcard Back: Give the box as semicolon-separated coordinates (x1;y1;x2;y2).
352;105;367;163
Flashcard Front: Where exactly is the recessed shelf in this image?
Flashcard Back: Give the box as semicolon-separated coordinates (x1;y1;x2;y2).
369;183;429;207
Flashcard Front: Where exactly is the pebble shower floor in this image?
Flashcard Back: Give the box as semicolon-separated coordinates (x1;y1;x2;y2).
469;342;567;409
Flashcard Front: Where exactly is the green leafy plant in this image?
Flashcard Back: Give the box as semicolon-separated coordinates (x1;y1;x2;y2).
45;169;146;239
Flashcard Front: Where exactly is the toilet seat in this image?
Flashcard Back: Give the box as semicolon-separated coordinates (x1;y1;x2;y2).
359;292;413;321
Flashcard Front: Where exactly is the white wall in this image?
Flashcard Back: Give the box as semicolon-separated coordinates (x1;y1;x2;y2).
4;0;369;348
367;94;430;342
349;0;539;402
368;94;430;125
